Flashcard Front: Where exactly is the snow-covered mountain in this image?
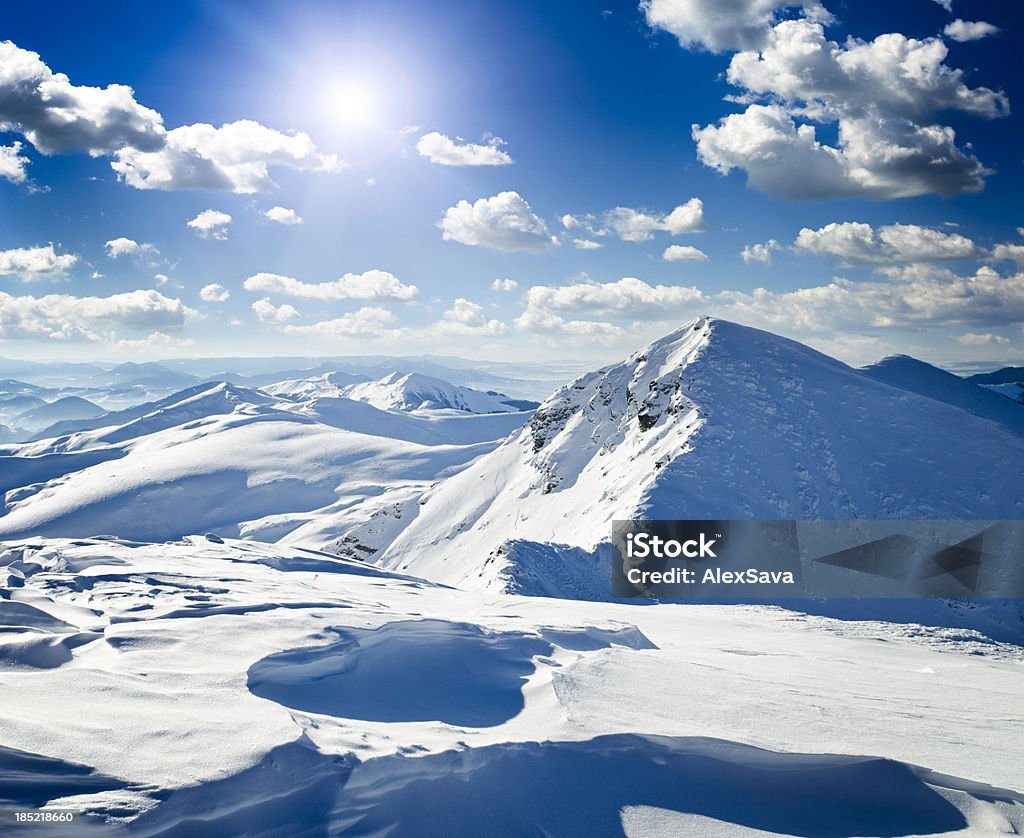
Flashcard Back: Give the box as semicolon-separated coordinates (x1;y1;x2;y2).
269;369;534;414
14;395;104;430
341;371;530;413
381;317;1024;597
862;354;1024;436
0;380;525;547
262;370;370;400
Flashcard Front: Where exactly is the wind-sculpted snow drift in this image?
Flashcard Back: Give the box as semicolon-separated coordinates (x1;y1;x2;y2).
1;537;1022;835
381;317;1024;598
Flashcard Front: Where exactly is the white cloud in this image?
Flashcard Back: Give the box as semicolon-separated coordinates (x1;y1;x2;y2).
573;238;603;250
199;283;230;303
264;206;304;225
243;270;419;302
491;278;519;292
105;237;159;260
187;209;233;240
742;239;780;264
794;222;981;264
111;120;344;193
662;244;708;262
0;40;165;155
0;42;344;193
958;332;1009;346
519;277;706;324
0;288;192;341
943;20;999;42
718;265;1024;333
695;105;993;201
281;307;397;337
690;20;1008;199
727;21;1006;121
0;244;77;279
435;298;509;336
416;132;513;166
154;273;169;285
931;0;952;12
561;214;580;230
251;298;299;324
992;244;1024;267
439;191;556;252
0;141;29;183
603;198;706;242
641;0;832;53
514;307;625;337
114;331;194;351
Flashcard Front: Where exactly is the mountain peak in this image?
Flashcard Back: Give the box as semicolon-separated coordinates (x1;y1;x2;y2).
381;319;1024;596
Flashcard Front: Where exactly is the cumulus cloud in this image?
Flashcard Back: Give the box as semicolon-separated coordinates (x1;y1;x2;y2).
114;331;194;351
0;40;165;155
110;120;344;193
794;222;981;264
243;269;419;302
187;209;232;240
0;244;77;279
519;277;706;325
742;239;780;264
514;307;625;337
573;239;603;250
0;41;344;193
603;198;706;242
199;283;230;303
561;214;581;230
439;191;556;252
264;206;303;225
662;244;708;262
0;288;192;341
931;0;952;12
251;297;299;323
992;243;1024;267
416;132;513;166
719;265;1024;333
491;278;519;292
434;298;509;336
726;22;1006;121
105;237;159;260
281;307;397;337
944;20;998;42
0;141;29;183
958;332;1009;346
689;19;1008;199
642;0;832;53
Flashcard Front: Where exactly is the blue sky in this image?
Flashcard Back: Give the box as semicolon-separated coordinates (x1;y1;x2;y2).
1;0;1022;368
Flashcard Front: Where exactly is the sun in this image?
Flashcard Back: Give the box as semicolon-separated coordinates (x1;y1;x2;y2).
326;77;379;126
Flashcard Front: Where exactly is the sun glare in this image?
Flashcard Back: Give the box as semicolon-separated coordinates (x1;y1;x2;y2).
326;77;378;126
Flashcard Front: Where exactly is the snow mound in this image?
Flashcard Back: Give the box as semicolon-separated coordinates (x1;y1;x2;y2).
382;317;1024;596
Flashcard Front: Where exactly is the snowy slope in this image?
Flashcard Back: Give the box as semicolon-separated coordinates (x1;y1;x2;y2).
381;317;1024;596
983;381;1024;404
0;383;507;547
862;354;1024;436
31;381;276;442
0;536;1021;834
